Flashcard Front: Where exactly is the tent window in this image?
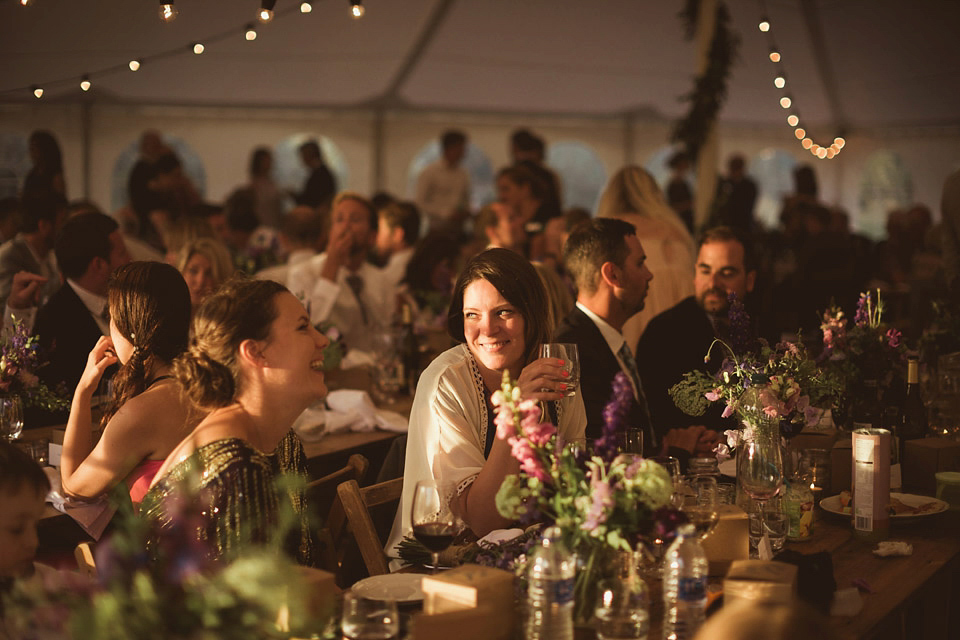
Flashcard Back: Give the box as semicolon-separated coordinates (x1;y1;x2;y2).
546;141;606;212
0;133;30;199
750;149;798;230
858;150;913;240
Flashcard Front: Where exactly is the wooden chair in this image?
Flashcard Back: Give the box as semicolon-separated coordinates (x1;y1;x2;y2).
335;477;404;578
74;542;97;580
306;454;369;500
308;454;369;573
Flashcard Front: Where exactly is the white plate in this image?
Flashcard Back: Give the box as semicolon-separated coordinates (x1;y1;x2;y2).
351;573;424;603
718;457;736;477
819;492;949;520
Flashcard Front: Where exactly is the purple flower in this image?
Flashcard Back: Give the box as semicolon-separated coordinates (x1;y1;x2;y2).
886;328;902;349
727;293;753;353
594;372;633;462
855;291;871;326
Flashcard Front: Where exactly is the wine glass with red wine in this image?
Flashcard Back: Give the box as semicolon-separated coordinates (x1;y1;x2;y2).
411;480;459;572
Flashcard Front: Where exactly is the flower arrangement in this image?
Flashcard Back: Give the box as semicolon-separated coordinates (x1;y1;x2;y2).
316;322;344;371
0;317;69;411
2;479;333;639
669;295;839;447
493;371;682;621
819;290;906;426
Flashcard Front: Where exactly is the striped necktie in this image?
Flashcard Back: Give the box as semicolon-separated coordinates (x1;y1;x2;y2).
618;342;657;450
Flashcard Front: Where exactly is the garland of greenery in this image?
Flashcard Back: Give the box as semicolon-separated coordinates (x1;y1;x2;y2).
671;0;740;164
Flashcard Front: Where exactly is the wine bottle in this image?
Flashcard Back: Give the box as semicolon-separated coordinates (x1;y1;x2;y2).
900;357;927;454
398;304;420;396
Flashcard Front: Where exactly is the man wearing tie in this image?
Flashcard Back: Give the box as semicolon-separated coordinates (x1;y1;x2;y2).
555;218;655;449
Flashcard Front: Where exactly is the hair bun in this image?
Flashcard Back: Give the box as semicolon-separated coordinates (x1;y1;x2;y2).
174;343;236;409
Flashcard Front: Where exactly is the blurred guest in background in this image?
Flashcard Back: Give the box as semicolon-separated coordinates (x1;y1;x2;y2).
375;201;421;290
294;140;336;210
416;130;470;234
0;191;65;312
0;197;22;243
666;151;695;234
247;146;284;229
256;205;325;286
22;130;66;200
177;237;235;314
711;153;757;234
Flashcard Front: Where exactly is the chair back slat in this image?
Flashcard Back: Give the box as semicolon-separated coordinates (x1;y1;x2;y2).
336;477;403;578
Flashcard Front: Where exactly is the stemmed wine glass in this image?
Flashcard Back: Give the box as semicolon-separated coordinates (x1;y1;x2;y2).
737;431;783;550
411;480;459;573
0;396;24;442
679;475;719;540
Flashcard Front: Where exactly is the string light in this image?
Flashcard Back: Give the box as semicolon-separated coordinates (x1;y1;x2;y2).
159;2;178;23
245;23;258;40
258;0;276;23
300;2;313;13
193;43;205;54
80;75;91;91
20;0;34;6
350;1;365;19
129;59;141;71
757;2;844;158
32;86;43;98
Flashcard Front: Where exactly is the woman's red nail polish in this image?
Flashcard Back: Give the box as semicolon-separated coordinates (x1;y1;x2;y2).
560;383;568;390
562;370;570;377
558;359;565;366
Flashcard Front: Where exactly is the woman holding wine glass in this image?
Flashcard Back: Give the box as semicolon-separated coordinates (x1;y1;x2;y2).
387;249;586;557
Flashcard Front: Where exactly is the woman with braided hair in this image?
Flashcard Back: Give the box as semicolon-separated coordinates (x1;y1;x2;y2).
60;261;202;507
139;277;328;565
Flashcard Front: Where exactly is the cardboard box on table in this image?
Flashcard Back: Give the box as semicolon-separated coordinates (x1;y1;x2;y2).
700;503;750;576
903;438;960;493
415;564;515;640
724;559;798;607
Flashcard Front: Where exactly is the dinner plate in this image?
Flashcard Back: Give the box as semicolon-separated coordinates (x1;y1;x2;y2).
718;456;736;478
351;573;424;603
819;492;949;520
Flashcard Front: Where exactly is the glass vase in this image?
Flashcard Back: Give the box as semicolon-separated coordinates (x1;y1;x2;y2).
0;395;24;441
573;545;648;627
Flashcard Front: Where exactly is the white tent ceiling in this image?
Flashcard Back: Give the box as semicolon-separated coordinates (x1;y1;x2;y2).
2;0;959;131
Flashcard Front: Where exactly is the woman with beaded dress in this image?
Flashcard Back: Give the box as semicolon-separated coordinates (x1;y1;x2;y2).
60;262;202;508
139;277;328;565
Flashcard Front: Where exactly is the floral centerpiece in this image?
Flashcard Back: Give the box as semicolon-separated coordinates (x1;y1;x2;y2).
819;290;906;428
316;322;345;371
669;295;839;455
1;317;69;411
2;479;333;639
493;372;683;622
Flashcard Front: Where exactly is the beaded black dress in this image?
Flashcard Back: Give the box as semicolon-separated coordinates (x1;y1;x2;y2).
139;430;315;566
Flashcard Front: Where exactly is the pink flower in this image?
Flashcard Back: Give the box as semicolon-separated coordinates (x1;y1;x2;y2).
762;405;781;419
582;475;614;530
721;403;734;419
886;328;902;348
494;407;516;440
705;390;721;402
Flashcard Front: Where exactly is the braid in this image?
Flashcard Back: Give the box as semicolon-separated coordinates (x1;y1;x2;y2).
100;348;152;429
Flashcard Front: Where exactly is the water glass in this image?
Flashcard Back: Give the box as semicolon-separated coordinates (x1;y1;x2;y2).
594;578;650;640
341;592;399;640
749;498;788;556
0;396;24;442
679;475;719;540
617;428;643;455
650;455;683;506
540;343;580;396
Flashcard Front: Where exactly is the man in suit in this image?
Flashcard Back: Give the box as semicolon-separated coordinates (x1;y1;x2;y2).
555;218;655;447
33;212;131;403
0;190;66;312
636;226;757;450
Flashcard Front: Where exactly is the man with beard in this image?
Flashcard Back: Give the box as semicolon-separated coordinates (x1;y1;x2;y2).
288;192;391;354
636;226;756;449
555;219;656;446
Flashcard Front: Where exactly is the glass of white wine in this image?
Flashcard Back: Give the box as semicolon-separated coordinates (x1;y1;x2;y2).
680;475;719;540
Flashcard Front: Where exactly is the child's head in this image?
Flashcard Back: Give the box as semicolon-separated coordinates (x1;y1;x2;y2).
0;442;50;578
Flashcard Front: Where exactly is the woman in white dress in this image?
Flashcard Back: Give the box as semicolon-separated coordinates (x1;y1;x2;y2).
388;248;586;553
596;165;696;349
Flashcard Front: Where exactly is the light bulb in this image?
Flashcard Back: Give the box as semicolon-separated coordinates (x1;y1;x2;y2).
80;76;91;91
801;138;813;150
32;86;43;98
300;1;313;13
787;114;799;126
129;59;141;71
193;43;204;54
795;128;805;139
759;18;770;32
245;24;258;41
817;148;827;159
827;148;837;159
774;76;786;89
258;9;274;22
835;137;846;148
769;50;781;63
350;1;365;19
20;0;33;6
780;96;792;109
811;144;821;154
159;2;178;23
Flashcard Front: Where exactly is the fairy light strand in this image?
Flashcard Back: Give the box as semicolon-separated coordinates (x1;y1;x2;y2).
757;1;845;159
4;1;369;99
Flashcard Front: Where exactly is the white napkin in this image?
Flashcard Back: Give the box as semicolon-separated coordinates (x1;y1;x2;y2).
479;528;525;545
873;541;913;557
341;350;376;369
291;402;327;441
311;389;409;435
46;492;116;541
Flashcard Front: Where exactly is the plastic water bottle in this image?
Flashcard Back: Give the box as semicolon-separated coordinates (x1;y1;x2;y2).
525;526;575;640
662;524;708;640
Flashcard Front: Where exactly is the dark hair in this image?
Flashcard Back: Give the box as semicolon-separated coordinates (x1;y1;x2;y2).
794;165;818;197
698;225;757;273
299;140;321;160
563;218;637;293
510;129;538;152
20;190;66;233
668;151;689;170
54;211;119;279
175;277;287;409
28;130;63;172
249;147;272;178
379;201;421;246
441;130;466;150
563;207;591;232
225;188;259;233
155;152;182;175
280;207;325;246
403;231;459;298
447;248;549;367
497;165;546;201
0;441;50;498
101;262;192;427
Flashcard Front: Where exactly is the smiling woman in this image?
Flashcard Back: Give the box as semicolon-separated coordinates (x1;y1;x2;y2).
139;276;329;565
387;248;586;556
